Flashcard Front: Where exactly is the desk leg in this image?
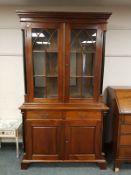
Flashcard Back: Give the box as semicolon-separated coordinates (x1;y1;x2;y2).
16;130;19;158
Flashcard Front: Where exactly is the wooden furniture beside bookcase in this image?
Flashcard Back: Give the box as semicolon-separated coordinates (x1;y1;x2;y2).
17;11;111;169
107;87;131;172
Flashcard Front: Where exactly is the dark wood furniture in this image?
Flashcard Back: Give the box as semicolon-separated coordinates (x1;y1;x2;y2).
107;87;131;172
17;11;111;169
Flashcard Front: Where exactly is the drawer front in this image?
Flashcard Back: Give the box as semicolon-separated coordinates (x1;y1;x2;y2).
119;147;131;158
121;124;131;134
120;135;131;145
66;111;101;120
26;111;62;119
0;130;15;136
122;115;131;124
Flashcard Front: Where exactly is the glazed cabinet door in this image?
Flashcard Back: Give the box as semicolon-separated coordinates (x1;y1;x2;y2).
25;120;64;160
65;120;102;160
64;23;104;101
24;23;64;102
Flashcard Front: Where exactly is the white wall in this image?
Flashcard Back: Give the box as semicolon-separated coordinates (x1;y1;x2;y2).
0;5;131;121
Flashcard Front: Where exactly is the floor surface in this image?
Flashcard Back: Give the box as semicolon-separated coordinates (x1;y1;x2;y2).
0;143;131;175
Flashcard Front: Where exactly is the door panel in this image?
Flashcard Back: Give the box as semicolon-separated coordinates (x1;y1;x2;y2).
65;120;101;160
69;28;96;98
69;126;95;154
26;120;63;160
64;23;103;101
26;23;64;102
32;28;58;99
33;126;58;154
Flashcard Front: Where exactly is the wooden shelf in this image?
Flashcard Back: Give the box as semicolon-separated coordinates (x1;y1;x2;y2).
70;51;96;54
70;75;94;78
70;92;93;98
34;75;46;77
33;50;58;53
46;75;58;78
34;75;58;78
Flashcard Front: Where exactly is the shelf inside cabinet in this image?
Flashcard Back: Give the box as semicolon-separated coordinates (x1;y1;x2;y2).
70;75;94;78
34;75;58;78
33;50;58;53
46;75;58;78
70;92;93;98
34;75;46;77
70;51;96;54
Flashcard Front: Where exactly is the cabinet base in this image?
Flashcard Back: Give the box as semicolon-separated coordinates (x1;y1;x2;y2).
21;155;107;170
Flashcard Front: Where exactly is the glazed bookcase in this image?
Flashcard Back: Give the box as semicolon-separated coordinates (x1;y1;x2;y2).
17;11;111;169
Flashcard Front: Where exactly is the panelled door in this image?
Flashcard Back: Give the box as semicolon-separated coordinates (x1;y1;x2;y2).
25;120;64;160
64;120;102;160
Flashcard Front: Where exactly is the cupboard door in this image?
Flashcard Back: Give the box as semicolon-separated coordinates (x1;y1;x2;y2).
65;120;102;160
26;23;64;102
65;24;103;101
25;120;63;160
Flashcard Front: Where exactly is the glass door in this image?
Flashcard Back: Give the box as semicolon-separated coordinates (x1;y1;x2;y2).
32;26;61;100
70;28;97;98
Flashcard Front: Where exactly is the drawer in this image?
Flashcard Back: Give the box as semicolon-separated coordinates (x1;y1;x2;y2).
26;111;62;119
120;135;131;145
122;115;131;124
121;124;131;134
119;147;131;158
0;130;15;136
66;111;101;120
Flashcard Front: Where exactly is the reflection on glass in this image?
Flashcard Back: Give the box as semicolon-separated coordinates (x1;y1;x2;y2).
70;53;95;77
32;28;58;98
70;29;96;98
32;29;57;52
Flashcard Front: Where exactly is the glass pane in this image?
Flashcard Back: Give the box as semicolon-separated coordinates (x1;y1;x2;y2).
32;28;58;98
32;28;57;51
82;78;93;98
34;77;45;98
46;78;58;98
46;53;58;76
70;78;81;98
70;77;93;98
33;52;45;76
70;29;96;98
